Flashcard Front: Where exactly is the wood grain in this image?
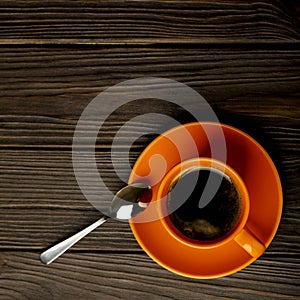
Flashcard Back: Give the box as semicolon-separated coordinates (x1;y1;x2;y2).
0;1;299;298
0;252;299;300
0;0;299;44
0;46;299;121
0;148;298;252
0;47;299;256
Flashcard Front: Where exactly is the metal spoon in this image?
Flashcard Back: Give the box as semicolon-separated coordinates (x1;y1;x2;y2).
40;183;151;265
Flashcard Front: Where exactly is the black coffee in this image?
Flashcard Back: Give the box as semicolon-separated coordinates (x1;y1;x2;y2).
167;168;242;242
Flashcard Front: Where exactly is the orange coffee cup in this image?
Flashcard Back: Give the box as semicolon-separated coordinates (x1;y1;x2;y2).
157;158;266;258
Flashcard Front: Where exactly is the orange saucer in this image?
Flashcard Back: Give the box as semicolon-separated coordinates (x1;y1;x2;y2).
129;122;282;278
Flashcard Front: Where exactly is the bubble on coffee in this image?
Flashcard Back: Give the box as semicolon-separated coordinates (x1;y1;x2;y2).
167;167;242;242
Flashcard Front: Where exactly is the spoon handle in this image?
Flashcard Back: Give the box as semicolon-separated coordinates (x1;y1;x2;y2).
40;216;108;265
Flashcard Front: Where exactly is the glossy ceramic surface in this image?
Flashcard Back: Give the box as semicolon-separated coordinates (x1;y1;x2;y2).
129;122;282;278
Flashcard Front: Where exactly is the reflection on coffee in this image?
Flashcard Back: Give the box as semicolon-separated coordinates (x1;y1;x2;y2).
167;168;242;242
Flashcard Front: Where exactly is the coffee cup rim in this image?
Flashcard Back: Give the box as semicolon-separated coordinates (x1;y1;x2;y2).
157;157;250;249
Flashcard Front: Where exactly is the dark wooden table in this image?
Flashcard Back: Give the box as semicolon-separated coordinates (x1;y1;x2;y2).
0;1;299;299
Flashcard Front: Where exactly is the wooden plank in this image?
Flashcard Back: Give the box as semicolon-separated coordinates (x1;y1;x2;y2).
0;252;299;299
0;0;299;44
0;151;140;250
1;106;299;148
0;1;298;298
0;47;299;252
0;129;298;252
0;47;299;122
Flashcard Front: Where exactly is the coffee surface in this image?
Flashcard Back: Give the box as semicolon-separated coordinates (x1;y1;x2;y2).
167;168;242;242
